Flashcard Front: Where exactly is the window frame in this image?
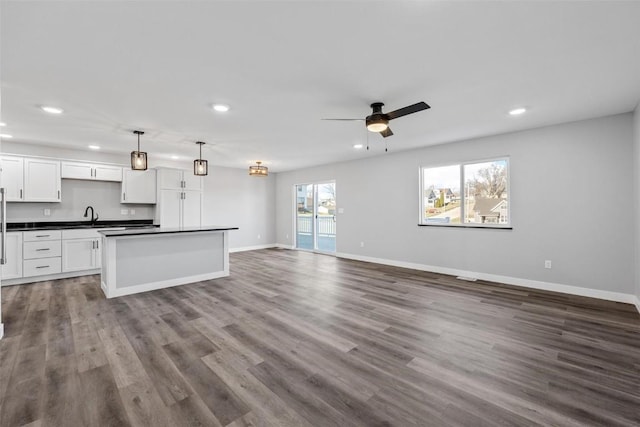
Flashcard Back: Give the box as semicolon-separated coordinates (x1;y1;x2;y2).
418;156;512;229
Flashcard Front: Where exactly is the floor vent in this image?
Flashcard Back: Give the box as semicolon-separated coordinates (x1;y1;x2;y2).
456;276;478;282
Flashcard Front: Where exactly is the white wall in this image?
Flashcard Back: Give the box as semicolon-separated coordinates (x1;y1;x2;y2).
201;166;276;250
634;106;640;305
276;114;635;297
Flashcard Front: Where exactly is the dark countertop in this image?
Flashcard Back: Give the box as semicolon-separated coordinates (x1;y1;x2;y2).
7;219;157;232
99;225;238;237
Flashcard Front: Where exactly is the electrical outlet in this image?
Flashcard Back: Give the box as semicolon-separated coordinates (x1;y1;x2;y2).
120;209;128;215
286;234;289;239
130;209;136;216
360;241;365;247
544;260;552;269
338;208;344;214
43;209;51;216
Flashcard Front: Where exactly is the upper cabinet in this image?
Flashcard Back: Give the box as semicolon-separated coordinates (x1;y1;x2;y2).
61;161;122;182
121;169;157;204
0;155;25;201
24;158;61;202
158;167;202;191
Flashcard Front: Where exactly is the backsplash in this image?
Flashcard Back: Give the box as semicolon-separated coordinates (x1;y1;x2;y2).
7;179;155;222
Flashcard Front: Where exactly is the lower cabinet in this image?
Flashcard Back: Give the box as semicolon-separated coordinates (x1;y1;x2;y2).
61;230;102;272
1;232;23;280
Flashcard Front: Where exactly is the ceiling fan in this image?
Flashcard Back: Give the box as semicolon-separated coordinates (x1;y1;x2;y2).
322;101;431;138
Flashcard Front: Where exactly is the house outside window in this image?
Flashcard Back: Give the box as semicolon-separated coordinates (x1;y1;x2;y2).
420;158;510;228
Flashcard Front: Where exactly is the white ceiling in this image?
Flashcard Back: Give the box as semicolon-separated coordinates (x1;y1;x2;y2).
1;1;640;172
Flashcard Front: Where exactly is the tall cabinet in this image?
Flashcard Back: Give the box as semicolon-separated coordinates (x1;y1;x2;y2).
155;168;202;228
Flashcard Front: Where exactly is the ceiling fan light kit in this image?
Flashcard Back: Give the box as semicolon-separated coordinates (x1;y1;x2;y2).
249;161;268;177
325;101;431;141
131;130;148;171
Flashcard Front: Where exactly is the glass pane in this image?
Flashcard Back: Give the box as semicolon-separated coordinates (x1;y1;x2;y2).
296;184;314;249
316;183;336;252
422;165;461;224
463;159;509;224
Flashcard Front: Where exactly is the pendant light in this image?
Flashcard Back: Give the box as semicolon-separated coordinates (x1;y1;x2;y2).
131;130;148;170
249;161;268;177
194;141;208;176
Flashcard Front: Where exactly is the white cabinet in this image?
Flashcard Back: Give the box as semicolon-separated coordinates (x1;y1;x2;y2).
24;158;61;202
61;229;103;272
182;190;202;227
158;168;202;191
62;238;98;272
0;156;25;201
62;161;122;182
155;168;202;227
122;169;157;204
95;165;123;182
1;232;23;280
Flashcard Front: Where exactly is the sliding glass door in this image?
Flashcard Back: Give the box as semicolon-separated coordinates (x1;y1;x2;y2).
295;182;336;253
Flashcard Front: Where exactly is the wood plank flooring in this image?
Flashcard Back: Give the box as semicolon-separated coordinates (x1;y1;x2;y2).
1;248;639;426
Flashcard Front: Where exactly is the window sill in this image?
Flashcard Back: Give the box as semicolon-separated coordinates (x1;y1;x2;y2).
418;224;512;230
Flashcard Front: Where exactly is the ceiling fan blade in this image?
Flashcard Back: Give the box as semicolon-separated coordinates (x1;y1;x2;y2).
380;127;394;138
321;118;365;121
386;102;430;120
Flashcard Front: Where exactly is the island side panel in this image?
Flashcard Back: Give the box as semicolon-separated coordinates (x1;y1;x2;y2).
101;230;229;298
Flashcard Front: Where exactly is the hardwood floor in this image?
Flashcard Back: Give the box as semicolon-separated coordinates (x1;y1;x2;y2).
1;248;639;426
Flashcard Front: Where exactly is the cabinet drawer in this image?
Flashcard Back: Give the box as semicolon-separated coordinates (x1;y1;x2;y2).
23;257;62;277
24;240;62;260
23;230;62;242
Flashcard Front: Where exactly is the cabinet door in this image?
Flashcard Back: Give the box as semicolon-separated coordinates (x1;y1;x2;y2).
1;232;23;280
158;189;182;227
183;173;202;191
61;162;93;180
24;158;61;202
122;169;156;204
94;165;123;182
182;190;202;228
0;156;24;201
62;238;96;272
158;168;184;190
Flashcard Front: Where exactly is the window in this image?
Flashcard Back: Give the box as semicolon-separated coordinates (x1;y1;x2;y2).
420;158;510;228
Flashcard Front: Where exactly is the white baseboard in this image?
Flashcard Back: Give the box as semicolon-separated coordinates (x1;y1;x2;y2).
229;243;277;253
336;252;639;308
275;243;294;250
634;295;640;314
0;323;4;340
1;269;101;287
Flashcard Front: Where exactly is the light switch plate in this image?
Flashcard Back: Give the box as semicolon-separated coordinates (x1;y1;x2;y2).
338;208;344;214
120;209;129;215
130;209;136;216
43;209;51;216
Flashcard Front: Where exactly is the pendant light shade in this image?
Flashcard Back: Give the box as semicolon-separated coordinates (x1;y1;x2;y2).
131;130;148;170
249;161;268;177
194;141;208;176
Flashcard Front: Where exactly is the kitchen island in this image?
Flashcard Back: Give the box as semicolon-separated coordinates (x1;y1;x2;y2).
99;226;238;298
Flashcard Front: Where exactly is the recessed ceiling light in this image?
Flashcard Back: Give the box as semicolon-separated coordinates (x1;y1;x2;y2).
0;134;13;138
212;104;230;112
509;107;527;116
171;155;180;160
41;106;64;114
353;144;363;149
0;122;6;127
88;145;100;150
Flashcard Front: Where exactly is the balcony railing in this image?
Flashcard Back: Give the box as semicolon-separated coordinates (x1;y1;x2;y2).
296;215;336;251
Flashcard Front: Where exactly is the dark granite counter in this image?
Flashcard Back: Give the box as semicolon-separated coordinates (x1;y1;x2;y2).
99;225;238;237
7;219;156;231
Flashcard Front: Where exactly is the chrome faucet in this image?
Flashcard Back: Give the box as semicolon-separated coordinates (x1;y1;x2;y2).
83;206;99;224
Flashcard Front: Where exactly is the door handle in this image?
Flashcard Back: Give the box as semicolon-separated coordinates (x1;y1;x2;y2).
35;248;50;251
